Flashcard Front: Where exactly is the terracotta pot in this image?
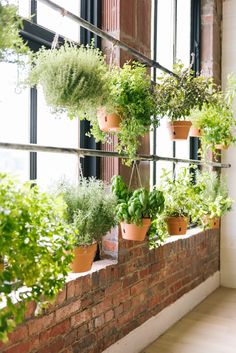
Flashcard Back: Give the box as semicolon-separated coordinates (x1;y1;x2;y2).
70;243;97;273
203;216;220;229
167;121;192;140
166;216;188;236
189;126;202;137
215;144;229;150
120;218;151;241
97;107;121;132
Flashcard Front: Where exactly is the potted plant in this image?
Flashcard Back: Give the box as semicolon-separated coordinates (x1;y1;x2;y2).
192;77;236;155
194;170;233;229
111;175;165;241
27;42;109;119
158;167;197;235
87;62;160;164
59;178;117;273
155;62;214;140
0;173;74;342
0;0;29;62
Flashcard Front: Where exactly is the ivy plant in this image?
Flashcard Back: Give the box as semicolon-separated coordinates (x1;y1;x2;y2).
111;175;165;246
0;0;29;62
0;173;74;342
87;62;159;165
58;178;117;247
27;42;109;119
154;61;216;121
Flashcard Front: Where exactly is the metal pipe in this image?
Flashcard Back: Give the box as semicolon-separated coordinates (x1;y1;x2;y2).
36;0;178;77
0;142;231;168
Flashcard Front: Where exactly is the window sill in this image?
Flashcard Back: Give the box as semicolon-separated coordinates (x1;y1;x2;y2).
165;226;208;244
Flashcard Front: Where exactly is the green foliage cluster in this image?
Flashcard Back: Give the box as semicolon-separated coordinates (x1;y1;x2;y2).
0;0;29;62
0;173;74;342
27;43;109;118
194;169;233;225
58;178;117;246
87;62;159;164
155;62;216;121
191;75;236;154
159;167;198;218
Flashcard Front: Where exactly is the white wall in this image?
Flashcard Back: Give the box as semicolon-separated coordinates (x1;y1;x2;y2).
221;0;236;287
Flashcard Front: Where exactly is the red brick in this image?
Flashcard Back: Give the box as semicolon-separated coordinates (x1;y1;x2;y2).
55;300;81;322
91;298;112;318
28;313;54;336
105;281;122;296
114;303;124;317
39;319;70;344
54;288;67;307
71;309;92;328
3;342;30;353
94;314;105;328
130;280;146;296
8;326;28;344
105;309;114;323
37;336;64;353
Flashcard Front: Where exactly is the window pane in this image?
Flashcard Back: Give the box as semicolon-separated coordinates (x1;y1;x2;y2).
37;1;80;42
37;88;79;148
37;152;78;188
0;149;29;181
0;62;29;143
176;0;191;66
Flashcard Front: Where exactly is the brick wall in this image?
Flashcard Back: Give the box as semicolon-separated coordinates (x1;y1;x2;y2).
0;229;220;353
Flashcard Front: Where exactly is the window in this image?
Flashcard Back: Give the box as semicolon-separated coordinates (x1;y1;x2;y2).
0;0;101;185
151;0;200;185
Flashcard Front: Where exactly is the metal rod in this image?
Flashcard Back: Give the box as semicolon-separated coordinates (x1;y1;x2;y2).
0;142;231;168
36;0;178;77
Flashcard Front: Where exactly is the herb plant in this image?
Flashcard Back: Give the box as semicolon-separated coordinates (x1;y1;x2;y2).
0;173;74;342
59;178;117;247
87;62;159;164
111;175;165;247
0;1;29;62
155;62;215;121
194;169;233;226
27;43;109;118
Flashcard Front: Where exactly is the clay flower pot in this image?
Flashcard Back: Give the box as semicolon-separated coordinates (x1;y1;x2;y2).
70;242;97;273
189;126;202;137
120;218;151;241
97;107;121;132
166;216;188;236
202;216;220;229
215;144;229;150
167;121;192;140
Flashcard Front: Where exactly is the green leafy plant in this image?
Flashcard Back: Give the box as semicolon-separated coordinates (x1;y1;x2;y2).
27;42;109;118
0;0;29;62
194;169;233;226
87;62;159;164
58;178;117;247
111;175;165;246
155;61;215;121
0;173;74;342
192;75;236;155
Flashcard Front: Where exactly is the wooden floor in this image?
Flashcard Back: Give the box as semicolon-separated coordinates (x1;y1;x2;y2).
142;287;236;353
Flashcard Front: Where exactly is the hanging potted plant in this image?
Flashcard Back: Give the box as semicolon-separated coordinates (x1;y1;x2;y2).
194;169;233;229
27;42;110;119
87;62;160;165
158;167;197;235
59;178;117;273
0;0;29;63
0;173;74;342
111;175;165;241
155;62;214;140
192;76;236;156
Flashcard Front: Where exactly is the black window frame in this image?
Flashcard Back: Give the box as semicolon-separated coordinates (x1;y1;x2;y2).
152;0;201;184
18;0;102;181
